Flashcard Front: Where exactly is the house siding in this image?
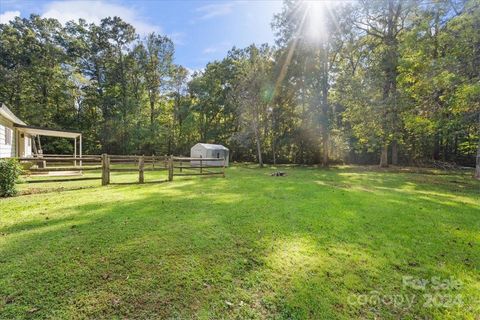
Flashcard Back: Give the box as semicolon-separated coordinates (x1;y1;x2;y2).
17;133;32;157
24;136;32;157
0;115;16;158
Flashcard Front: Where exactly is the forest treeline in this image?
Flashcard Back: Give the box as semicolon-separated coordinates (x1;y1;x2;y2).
0;0;479;169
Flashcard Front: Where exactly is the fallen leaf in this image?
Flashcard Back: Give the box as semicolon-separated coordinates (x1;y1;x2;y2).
28;307;39;313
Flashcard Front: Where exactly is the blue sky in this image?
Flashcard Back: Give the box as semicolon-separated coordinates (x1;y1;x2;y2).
0;0;283;70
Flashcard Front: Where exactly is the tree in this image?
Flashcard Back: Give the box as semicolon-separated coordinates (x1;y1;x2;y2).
272;1;345;166
351;0;412;167
0;3;477;175
169;65;189;154
230;45;274;167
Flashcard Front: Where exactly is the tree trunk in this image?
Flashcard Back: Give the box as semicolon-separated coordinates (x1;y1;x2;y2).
322;133;329;167
476;114;480;179
150;95;155;127
433;132;440;160
255;135;263;167
272;136;276;165
320;46;329;167
380;143;389;167
271;107;277;165
118;45;128;154
442;136;448;162
475;143;480;179
253;121;263;167
391;139;398;165
379;0;400;168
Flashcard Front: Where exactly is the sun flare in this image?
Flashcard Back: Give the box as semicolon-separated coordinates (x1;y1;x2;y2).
304;0;329;42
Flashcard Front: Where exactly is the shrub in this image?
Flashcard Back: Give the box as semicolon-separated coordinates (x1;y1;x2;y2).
0;159;23;197
20;161;34;171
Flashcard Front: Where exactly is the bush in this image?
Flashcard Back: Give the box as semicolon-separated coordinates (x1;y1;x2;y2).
20;161;34;171
0;159;23;197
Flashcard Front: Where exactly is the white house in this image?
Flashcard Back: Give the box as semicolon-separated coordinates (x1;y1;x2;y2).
0;103;82;158
190;143;229;167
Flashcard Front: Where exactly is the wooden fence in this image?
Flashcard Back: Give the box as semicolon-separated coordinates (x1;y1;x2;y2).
169;156;226;181
14;154;226;185
101;154;169;185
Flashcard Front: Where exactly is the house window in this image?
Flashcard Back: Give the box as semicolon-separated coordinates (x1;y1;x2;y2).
5;127;12;145
217;152;220;158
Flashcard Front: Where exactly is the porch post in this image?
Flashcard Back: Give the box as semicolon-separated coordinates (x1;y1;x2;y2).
74;137;77;166
15;130;19;157
79;134;82;167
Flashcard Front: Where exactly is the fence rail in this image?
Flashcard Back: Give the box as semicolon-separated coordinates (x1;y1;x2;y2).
30;166;102;172
172;156;223;161
169;155;225;181
12;154;225;185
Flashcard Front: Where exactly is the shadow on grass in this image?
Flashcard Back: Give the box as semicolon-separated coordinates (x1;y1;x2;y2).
0;166;479;318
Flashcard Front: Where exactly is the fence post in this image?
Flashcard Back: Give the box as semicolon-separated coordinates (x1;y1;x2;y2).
101;153;110;186
180;159;182;173
222;157;226;178
107;155;110;184
168;155;174;181
200;155;203;174
139;155;145;184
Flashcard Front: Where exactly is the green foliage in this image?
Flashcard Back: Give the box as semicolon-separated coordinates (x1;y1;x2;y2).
396;0;480;164
0;159;22;197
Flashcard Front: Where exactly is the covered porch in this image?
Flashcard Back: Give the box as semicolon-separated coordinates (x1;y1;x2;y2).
14;124;82;164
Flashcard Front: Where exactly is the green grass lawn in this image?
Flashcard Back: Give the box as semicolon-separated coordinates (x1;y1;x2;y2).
1;166;479;319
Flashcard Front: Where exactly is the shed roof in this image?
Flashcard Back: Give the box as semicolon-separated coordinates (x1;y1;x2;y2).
193;143;229;150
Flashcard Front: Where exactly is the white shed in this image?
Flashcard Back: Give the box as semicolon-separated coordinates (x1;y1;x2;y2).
190;143;229;167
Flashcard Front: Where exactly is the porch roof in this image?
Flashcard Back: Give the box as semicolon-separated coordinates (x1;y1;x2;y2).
14;124;81;138
0;103;26;125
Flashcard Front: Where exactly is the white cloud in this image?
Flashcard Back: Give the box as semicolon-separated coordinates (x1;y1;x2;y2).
202;41;232;55
184;67;201;81
41;1;160;36
168;32;186;46
195;2;234;20
0;10;20;23
203;47;218;54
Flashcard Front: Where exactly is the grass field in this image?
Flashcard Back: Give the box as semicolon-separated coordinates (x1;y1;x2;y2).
1;165;479;319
